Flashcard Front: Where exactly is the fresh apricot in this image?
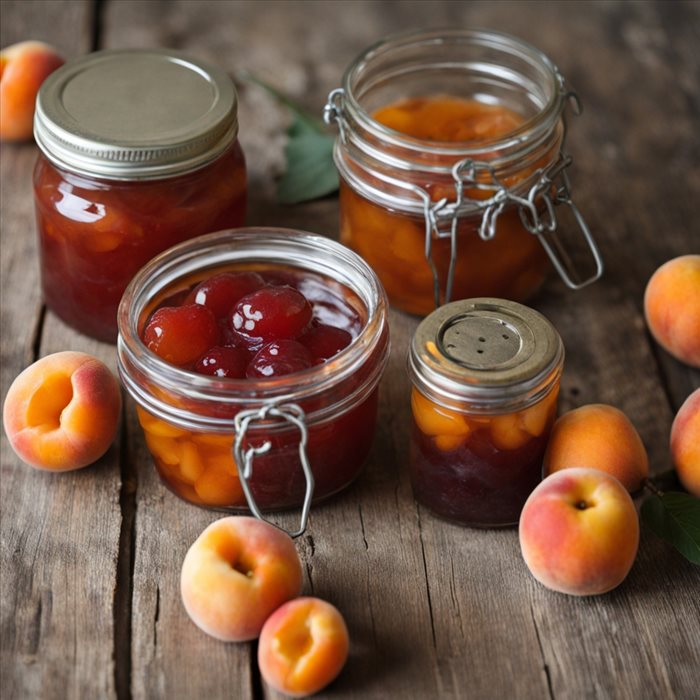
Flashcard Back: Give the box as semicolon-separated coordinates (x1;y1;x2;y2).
670;388;700;497
644;255;700;367
258;597;349;697
0;41;65;141
3;351;121;471
180;516;303;642
519;468;639;596
543;404;649;492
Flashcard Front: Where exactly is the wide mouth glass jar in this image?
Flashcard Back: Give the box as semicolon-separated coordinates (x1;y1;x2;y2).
117;229;389;536
34;49;247;342
408;298;564;526
324;28;602;315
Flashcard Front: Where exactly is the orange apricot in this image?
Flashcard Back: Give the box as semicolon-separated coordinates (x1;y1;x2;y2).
0;41;65;141
644;255;700;367
670;388;700;497
3;351;121;471
258;597;349;697
180;516;302;642
543;404;649;492
519;468;639;596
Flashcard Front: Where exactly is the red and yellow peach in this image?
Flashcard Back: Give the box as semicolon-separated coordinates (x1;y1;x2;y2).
644;255;700;368
543;404;649;492
258;597;350;698
670;388;700;497
3;351;121;471
519;467;639;596
0;40;65;141
180;516;303;642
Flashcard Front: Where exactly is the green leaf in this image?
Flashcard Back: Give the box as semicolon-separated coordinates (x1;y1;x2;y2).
277;122;338;204
238;72;339;204
641;491;700;565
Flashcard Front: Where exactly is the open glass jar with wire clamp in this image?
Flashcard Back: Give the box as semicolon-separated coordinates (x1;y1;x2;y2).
117;229;389;537
33;49;247;342
408;298;564;526
324;28;603;316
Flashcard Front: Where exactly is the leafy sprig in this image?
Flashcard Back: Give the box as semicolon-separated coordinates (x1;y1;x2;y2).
239;73;338;204
641;489;700;565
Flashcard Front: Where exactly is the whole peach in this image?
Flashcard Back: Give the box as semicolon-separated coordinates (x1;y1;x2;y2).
180;516;302;642
258;597;350;697
0;41;65;141
644;255;700;367
543;404;649;492
3;351;122;471
671;388;700;497
519;468;639;596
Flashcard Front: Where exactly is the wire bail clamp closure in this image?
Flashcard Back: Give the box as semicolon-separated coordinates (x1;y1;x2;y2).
323;88;347;144
233;402;315;539
323;81;602;308
418;150;603;308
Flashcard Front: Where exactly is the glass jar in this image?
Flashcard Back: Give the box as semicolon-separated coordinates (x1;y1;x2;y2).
408;298;564;526
33;49;247;342
324;29;602;315
117;229;389;536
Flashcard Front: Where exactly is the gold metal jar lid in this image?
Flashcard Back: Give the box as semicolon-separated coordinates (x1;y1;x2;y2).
34;49;238;180
408;298;564;411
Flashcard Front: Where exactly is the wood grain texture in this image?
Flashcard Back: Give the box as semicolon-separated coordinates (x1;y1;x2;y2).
0;2;124;700
2;1;699;699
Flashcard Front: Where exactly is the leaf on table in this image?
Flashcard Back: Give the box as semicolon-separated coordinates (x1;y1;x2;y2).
238;72;338;204
641;491;700;565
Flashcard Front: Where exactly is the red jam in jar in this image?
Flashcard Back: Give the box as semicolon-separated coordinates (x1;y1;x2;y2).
33;49;246;342
118;230;389;526
407;298;564;526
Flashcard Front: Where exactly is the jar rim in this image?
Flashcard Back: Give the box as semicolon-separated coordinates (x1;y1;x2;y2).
117;228;390;431
341;27;564;158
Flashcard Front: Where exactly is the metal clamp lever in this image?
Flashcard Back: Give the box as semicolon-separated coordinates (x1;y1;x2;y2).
233;403;314;539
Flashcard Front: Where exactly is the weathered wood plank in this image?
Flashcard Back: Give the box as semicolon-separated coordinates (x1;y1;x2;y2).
3;1;699;699
0;3;126;700
451;2;700;698
102;1;700;699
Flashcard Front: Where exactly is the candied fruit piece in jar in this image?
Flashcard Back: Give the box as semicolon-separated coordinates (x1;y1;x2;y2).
411;389;470;438
194;346;250;378
144;304;220;366
185;271;265;319
247;340;314;379
230;286;313;347
300;324;353;361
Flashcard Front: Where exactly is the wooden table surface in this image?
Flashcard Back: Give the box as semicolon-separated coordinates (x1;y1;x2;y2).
2;1;699;698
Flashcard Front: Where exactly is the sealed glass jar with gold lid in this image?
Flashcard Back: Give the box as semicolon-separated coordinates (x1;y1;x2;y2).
408;298;564;526
33;49;247;342
324;29;603;315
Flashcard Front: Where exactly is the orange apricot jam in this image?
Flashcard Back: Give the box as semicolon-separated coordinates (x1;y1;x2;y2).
338;95;554;315
373;96;524;143
34;144;246;342
407;298;564;526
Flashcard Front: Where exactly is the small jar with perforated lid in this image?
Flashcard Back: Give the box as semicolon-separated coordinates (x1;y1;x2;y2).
33;49;246;342
407;298;564;526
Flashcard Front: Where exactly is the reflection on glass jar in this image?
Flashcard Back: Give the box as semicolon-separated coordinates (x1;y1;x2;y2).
325;29;602;315
118;229;389;535
407;298;564;527
33;49;247;341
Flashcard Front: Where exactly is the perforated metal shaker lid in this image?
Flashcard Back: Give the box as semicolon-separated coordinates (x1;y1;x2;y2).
408;298;564;410
34;49;238;180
